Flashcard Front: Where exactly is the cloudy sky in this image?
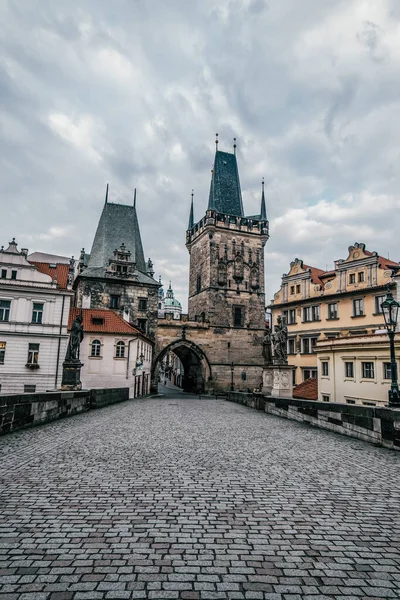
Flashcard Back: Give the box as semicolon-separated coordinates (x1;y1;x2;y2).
2;0;400;310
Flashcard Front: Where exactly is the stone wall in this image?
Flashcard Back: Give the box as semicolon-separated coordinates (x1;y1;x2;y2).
227;392;400;450
0;387;130;435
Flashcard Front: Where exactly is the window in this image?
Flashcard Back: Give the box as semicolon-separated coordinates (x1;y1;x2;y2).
349;273;356;284
345;362;354;378
327;303;338;320
11;270;17;280
110;295;120;309
353;298;364;317
303;368;317;381
362;362;374;379
285;308;296;324
292;369;297;386
322;395;330;402
138;319;147;333
290;285;295;295
27;343;39;365
1;269;6;279
138;298;147;311
24;384;36;393
287;338;296;355
383;363;392;379
375;295;386;314
233;306;244;327
358;272;364;282
196;275;202;293
115;341;125;358
302;337;318;354
321;361;329;376
91;317;104;325
296;284;301;294
303;305;320;322
91;339;101;357
346;399;356;404
0;300;11;322
0;342;5;364
32;303;44;324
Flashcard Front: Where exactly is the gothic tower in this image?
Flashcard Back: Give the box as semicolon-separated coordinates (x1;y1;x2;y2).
185;137;269;390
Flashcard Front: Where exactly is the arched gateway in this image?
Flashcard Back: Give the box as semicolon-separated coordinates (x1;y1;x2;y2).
152;335;211;394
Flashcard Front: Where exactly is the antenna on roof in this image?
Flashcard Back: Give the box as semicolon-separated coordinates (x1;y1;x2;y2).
233;137;237;155
215;132;219;149
105;183;109;204
133;188;137;209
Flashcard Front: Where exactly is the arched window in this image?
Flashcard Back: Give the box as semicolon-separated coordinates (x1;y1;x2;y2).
91;339;101;357
115;341;125;358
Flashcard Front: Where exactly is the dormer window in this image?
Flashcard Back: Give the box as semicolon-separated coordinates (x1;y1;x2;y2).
11;270;17;280
1;269;6;279
92;317;104;325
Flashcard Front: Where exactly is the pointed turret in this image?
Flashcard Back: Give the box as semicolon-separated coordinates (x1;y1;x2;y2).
87;188;146;273
188;190;194;230
105;183;109;204
260;178;267;221
207;135;244;216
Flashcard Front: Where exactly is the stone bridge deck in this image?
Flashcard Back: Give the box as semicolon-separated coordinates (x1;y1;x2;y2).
1;395;400;600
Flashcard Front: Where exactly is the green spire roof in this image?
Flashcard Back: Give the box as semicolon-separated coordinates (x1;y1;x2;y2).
260;179;267;221
208;150;244;216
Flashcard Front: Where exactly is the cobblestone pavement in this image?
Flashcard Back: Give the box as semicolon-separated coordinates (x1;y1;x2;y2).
1;396;400;600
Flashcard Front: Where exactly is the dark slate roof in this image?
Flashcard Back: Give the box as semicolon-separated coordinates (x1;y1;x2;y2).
208;151;244;216
81;266;158;287
87;202;146;273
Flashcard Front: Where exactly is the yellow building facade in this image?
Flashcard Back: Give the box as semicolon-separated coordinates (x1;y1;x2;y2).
269;242;399;387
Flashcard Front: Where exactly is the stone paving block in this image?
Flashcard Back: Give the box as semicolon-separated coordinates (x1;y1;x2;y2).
0;397;399;600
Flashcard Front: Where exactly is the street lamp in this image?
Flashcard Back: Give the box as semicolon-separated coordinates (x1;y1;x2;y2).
382;287;400;407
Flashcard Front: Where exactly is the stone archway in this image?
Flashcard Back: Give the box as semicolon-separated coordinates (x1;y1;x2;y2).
151;339;212;394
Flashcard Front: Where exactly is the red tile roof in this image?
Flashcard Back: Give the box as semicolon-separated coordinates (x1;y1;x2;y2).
293;377;318;401
364;250;399;269
68;307;142;335
303;264;325;286
30;261;70;289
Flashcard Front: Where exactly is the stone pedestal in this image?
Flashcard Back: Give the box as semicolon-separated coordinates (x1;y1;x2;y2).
61;360;83;391
262;364;295;398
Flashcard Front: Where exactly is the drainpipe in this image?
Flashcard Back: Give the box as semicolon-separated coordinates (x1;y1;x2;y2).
55;294;66;388
126;336;138;380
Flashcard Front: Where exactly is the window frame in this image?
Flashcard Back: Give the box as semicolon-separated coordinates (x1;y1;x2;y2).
361;361;375;379
383;362;392;380
90;339;101;357
24;384;36;393
115;341;126;358
1;269;6;279
303;368;317;381
110;295;121;309
302;336;318;354
0;299;11;322
321;361;329;377
358;271;364;283
0;341;5;365
27;343;40;365
353;298;364;317
32;302;44;324
138;298;148;311
137;318;148;334
233;305;244;328
349;273;356;284
375;295;386;315
345;361;354;379
287;338;296;355
327;302;338;320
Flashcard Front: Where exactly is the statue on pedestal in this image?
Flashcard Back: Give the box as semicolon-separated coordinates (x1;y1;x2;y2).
262;327;273;365
65;314;84;361
61;313;85;390
272;315;288;365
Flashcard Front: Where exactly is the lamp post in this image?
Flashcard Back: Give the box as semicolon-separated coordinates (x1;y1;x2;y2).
382;287;400;407
230;362;234;391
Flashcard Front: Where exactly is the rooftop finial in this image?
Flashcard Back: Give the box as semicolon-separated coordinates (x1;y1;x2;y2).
215;132;219;149
260;177;267;221
188;189;195;230
105;183;109;204
233;137;237;155
262;177;264;191
133;188;137;208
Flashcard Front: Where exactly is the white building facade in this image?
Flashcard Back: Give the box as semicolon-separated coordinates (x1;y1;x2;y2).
70;308;153;398
0;239;74;395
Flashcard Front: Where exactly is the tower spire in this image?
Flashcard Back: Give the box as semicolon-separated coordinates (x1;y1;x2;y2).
105;183;109;205
188;189;194;230
133;188;137;209
260;177;267;221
